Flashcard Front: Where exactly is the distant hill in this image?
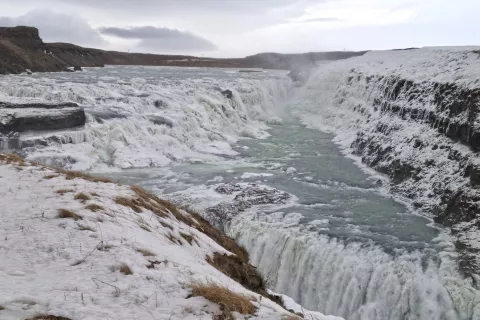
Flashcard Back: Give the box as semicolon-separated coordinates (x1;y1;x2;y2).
0;26;368;74
242;51;368;70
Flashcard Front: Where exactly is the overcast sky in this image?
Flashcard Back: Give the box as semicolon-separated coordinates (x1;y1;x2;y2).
0;0;478;57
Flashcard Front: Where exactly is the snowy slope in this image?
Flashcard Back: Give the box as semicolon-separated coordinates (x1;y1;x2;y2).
0;154;341;320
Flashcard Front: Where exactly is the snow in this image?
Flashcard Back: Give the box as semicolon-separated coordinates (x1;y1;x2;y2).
0;157;339;320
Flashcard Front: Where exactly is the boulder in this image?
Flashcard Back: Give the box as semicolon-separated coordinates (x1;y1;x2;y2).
73;66;83;71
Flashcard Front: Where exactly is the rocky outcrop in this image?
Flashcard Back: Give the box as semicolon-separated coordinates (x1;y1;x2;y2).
0;102;86;134
205;183;291;229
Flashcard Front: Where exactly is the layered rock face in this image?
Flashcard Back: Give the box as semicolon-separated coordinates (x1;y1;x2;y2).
0;102;86;152
297;48;480;275
0;102;86;134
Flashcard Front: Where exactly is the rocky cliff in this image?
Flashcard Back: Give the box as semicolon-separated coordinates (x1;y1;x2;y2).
295;48;480;276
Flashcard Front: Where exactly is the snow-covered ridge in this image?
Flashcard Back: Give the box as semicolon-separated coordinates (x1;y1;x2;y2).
0;154;339;320
0;67;292;170
292;47;480;275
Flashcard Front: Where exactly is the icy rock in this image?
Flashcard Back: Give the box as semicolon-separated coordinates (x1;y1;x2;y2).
221;89;233;99
206;183;291;228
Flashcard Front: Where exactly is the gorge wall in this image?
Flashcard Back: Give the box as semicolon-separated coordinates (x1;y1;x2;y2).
294;48;480;276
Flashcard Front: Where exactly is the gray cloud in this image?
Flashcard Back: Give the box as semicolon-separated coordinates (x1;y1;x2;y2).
297;17;340;23
99;26;217;52
0;9;106;46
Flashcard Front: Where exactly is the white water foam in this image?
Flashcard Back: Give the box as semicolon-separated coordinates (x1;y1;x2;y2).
0;67;292;170
228;209;480;320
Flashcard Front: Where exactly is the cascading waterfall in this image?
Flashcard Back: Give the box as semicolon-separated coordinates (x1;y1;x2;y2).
0;67;292;170
2;60;480;320
228;211;479;320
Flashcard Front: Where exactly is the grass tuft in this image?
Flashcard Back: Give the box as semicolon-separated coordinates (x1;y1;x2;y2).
44;174;59;180
115;197;142;213
167;233;182;245
26;316;73;320
136;248;155;257
189;282;256;315
86;203;104;212
0;153;25;165
57;209;82;221
56;189;75;194
62;170;112;183
74;192;91;202
180;232;194;245
159;221;173;230
207;252;284;309
119;263;133;275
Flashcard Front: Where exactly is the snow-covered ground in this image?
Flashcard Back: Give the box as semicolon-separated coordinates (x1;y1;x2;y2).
0;154;341;320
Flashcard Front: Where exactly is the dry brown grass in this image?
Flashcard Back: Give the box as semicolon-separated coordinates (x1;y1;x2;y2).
137;248;155;256
187;209;249;262
26;316;72;320
180;232;194;245
167;233;182;245
74;192;91;202
189;282;256;316
207;252;284;309
85;203;104;212
62;170;112;183
57;209;82;221
131;185;192;223
119;263;133;275
56;189;75;194
0;153;25;165
43;174;59;179
115;196;143;213
159;221;173;230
